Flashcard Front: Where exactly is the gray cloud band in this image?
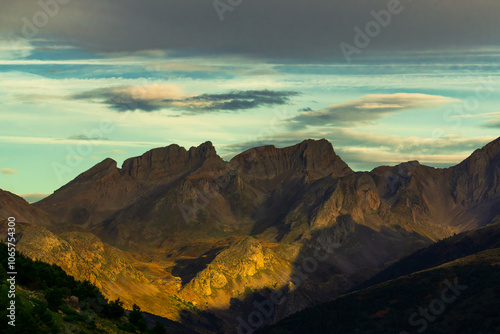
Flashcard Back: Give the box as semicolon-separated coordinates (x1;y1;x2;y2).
2;0;500;61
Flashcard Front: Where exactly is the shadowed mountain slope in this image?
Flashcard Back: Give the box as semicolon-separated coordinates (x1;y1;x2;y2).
1;136;498;332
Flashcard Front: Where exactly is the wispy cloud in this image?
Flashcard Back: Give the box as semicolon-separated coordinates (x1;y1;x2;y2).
484;121;500;128
156;63;220;72
449;111;500;129
71;84;299;113
68;134;110;141
286;93;458;128
99;149;126;155
239;69;280;76
0;168;19;175
0;136;166;147
0;37;34;60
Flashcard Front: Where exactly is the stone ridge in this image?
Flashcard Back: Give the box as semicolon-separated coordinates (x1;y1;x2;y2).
230;139;353;180
121;141;218;178
122;141;220;178
72;141;218;182
74;158;119;182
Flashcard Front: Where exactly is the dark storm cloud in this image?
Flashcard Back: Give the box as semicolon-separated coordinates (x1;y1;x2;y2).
71;86;299;113
3;0;500;62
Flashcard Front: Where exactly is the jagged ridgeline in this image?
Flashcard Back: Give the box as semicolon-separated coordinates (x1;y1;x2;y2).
0;137;499;333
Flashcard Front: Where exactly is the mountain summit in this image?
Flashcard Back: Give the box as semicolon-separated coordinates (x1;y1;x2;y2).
231;139;352;181
8;136;498;332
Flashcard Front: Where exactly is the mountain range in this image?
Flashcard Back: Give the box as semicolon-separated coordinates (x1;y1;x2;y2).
1;136;499;333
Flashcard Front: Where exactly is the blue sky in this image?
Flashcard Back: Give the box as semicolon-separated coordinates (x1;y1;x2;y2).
1;0;499;202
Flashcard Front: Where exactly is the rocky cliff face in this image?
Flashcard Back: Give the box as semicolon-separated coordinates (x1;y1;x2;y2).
35;140;354;249
3;137;499;333
35;142;230;244
230;139;352;181
121;141;220;179
0;221;187;320
448;136;500;207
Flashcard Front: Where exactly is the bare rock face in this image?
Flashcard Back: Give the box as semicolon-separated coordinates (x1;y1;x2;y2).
180;237;292;310
31;137;500;248
4;136;497;333
122;141;219;179
34;139;355;248
34;142;228;234
449;136;500;206
0;221;185;320
67;296;79;310
230;139;352;182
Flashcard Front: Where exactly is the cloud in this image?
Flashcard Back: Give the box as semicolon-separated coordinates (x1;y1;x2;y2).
68;134;110;141
100;149;126;155
480;112;500;128
71;83;184;112
0;168;19;175
240;69;280;76
286;93;458;128
156;63;220;72
2;1;500;62
72;85;299;113
0;136;166;147
484;121;500;128
0;35;34;60
21;192;50;203
177;90;299;112
449;111;500;129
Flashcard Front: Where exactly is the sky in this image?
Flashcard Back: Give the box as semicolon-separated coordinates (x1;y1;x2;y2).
0;0;499;202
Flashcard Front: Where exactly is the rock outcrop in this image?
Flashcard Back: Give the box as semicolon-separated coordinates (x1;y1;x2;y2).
2;136;498;333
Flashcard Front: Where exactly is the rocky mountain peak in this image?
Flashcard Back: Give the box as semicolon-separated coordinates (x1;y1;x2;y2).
188;141;217;158
449;136;500;205
230;139;352;180
479;136;500;159
122;141;219;179
74;158;119;182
